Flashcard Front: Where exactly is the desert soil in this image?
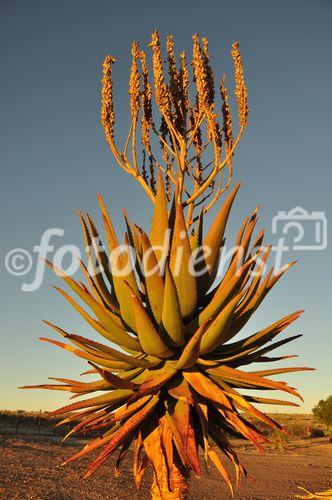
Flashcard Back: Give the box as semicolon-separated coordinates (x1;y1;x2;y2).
0;434;331;499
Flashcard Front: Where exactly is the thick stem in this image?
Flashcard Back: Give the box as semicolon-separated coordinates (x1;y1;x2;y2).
169;463;189;499
150;462;189;500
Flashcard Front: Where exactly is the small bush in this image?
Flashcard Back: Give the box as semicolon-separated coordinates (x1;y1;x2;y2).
286;422;308;438
268;430;290;451
309;423;328;438
312;396;332;430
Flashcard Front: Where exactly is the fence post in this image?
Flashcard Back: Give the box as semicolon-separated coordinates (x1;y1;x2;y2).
16;410;20;434
38;409;41;435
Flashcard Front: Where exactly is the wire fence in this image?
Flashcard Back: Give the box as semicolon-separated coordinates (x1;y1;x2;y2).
0;410;98;439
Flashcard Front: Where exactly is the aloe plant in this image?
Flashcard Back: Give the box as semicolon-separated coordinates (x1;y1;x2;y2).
23;31;311;499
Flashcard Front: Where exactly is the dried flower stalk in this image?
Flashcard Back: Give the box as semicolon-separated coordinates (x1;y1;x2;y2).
101;31;249;224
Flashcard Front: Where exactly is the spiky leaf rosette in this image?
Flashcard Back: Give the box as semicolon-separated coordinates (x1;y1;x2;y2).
22;176;312;497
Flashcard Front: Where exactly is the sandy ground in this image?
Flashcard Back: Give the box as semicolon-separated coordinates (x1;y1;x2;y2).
0;434;331;499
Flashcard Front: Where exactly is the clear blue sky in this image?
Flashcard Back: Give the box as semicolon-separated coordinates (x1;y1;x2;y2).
1;0;331;413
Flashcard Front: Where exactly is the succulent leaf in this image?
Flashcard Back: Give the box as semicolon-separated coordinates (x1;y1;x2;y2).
170;199;197;319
